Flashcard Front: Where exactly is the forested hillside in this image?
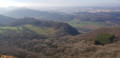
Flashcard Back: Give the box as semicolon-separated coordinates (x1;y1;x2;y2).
1;19;120;58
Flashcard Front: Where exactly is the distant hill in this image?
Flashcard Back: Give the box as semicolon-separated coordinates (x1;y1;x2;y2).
74;12;120;23
5;17;80;36
0;14;16;25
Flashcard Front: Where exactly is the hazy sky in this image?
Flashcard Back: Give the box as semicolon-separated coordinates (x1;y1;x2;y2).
0;0;120;7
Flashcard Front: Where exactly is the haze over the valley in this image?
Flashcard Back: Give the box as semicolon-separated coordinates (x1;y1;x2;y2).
0;0;120;9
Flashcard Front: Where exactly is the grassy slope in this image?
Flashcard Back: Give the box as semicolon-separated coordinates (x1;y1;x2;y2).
0;27;22;33
0;25;56;35
24;24;56;35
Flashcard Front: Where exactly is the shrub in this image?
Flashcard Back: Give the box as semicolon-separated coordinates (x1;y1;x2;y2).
94;34;115;45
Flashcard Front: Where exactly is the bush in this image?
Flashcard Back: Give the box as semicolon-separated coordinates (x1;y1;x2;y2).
94;34;115;45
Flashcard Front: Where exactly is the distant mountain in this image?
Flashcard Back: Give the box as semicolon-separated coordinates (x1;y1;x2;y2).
2;8;73;20
0;14;16;24
3;8;50;18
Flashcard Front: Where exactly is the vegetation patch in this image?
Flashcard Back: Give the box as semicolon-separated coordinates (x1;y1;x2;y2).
94;34;115;45
0;26;23;33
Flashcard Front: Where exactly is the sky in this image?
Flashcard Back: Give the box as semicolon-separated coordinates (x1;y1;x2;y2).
0;0;120;8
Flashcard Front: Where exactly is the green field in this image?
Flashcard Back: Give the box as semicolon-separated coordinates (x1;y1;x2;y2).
0;25;56;35
66;20;107;33
67;20;106;28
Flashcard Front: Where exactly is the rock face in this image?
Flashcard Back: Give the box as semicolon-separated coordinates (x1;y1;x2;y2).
0;55;17;58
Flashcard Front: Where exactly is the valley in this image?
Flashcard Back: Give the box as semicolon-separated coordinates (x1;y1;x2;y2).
0;7;120;58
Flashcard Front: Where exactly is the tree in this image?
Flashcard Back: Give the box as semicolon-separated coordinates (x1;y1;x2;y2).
94;34;115;45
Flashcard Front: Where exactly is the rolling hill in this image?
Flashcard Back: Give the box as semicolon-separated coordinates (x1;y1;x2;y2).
1;17;80;36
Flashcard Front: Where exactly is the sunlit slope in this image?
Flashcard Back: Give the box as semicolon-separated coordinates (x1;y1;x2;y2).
24;24;56;35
